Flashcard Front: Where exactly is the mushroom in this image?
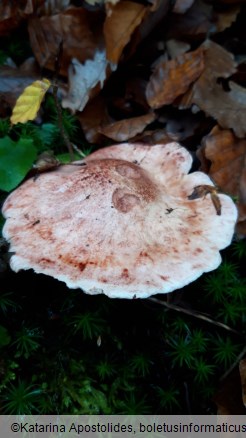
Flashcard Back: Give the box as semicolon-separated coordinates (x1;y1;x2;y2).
2;143;237;298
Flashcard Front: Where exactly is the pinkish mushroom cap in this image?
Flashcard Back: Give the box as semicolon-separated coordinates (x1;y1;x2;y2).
2;143;237;298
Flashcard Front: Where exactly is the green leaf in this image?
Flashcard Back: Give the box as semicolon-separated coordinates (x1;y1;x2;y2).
0;136;37;191
0;325;11;348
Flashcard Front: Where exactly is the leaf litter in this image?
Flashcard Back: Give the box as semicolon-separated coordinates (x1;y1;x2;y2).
1;0;245;236
0;0;246;415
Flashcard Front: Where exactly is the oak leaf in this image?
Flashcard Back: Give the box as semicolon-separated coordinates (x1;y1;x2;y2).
62;49;116;112
179;40;246;138
146;46;205;109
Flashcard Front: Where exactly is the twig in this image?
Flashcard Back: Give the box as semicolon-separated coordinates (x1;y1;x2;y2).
72;143;87;158
52;85;74;161
148;297;240;335
52;41;74;161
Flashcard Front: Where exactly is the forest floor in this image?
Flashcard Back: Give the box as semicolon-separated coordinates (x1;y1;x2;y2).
0;0;246;415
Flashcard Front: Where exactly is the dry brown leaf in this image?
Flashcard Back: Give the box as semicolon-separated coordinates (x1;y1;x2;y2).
77;95;111;144
167;0;214;39
201;125;246;235
166;39;190;59
131;129;171;145
172;0;195;14
99;112;156;141
137;0;169;43
28;7;100;74
125;77;149;110
37;0;71;15
148;0;163;11
0;0;34;35
103;1;146;64
239;359;246;408
215;6;240;32
213;368;246;415
168;0;241;38
179;40;246;138
160;111;204;142
146;46;205;109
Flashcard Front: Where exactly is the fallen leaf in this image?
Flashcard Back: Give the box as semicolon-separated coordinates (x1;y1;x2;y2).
168;0;240;39
37;0;71;15
239;359;246;408
167;0;214;39
166;39;190;59
147;0;163;11
172;0;195;14
10;78;51;125
136;0;169;43
62;49;116;112
146;46;205;109
99;112;156;141
0;0;34;35
103;1;146;64
28;7;100;75
108;76;149;118
179;40;246;138
158;109;205;141
130;129;171;145
0;66;39;113
77;95;111;144
213;368;246;415
215;6;240;32
201;125;246;235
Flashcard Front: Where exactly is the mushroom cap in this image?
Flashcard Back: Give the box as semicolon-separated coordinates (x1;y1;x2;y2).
2;143;237;298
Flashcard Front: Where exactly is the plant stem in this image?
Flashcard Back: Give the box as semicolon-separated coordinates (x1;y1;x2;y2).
52;82;74;161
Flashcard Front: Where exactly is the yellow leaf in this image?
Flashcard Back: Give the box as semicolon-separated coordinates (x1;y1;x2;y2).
10;78;51;125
